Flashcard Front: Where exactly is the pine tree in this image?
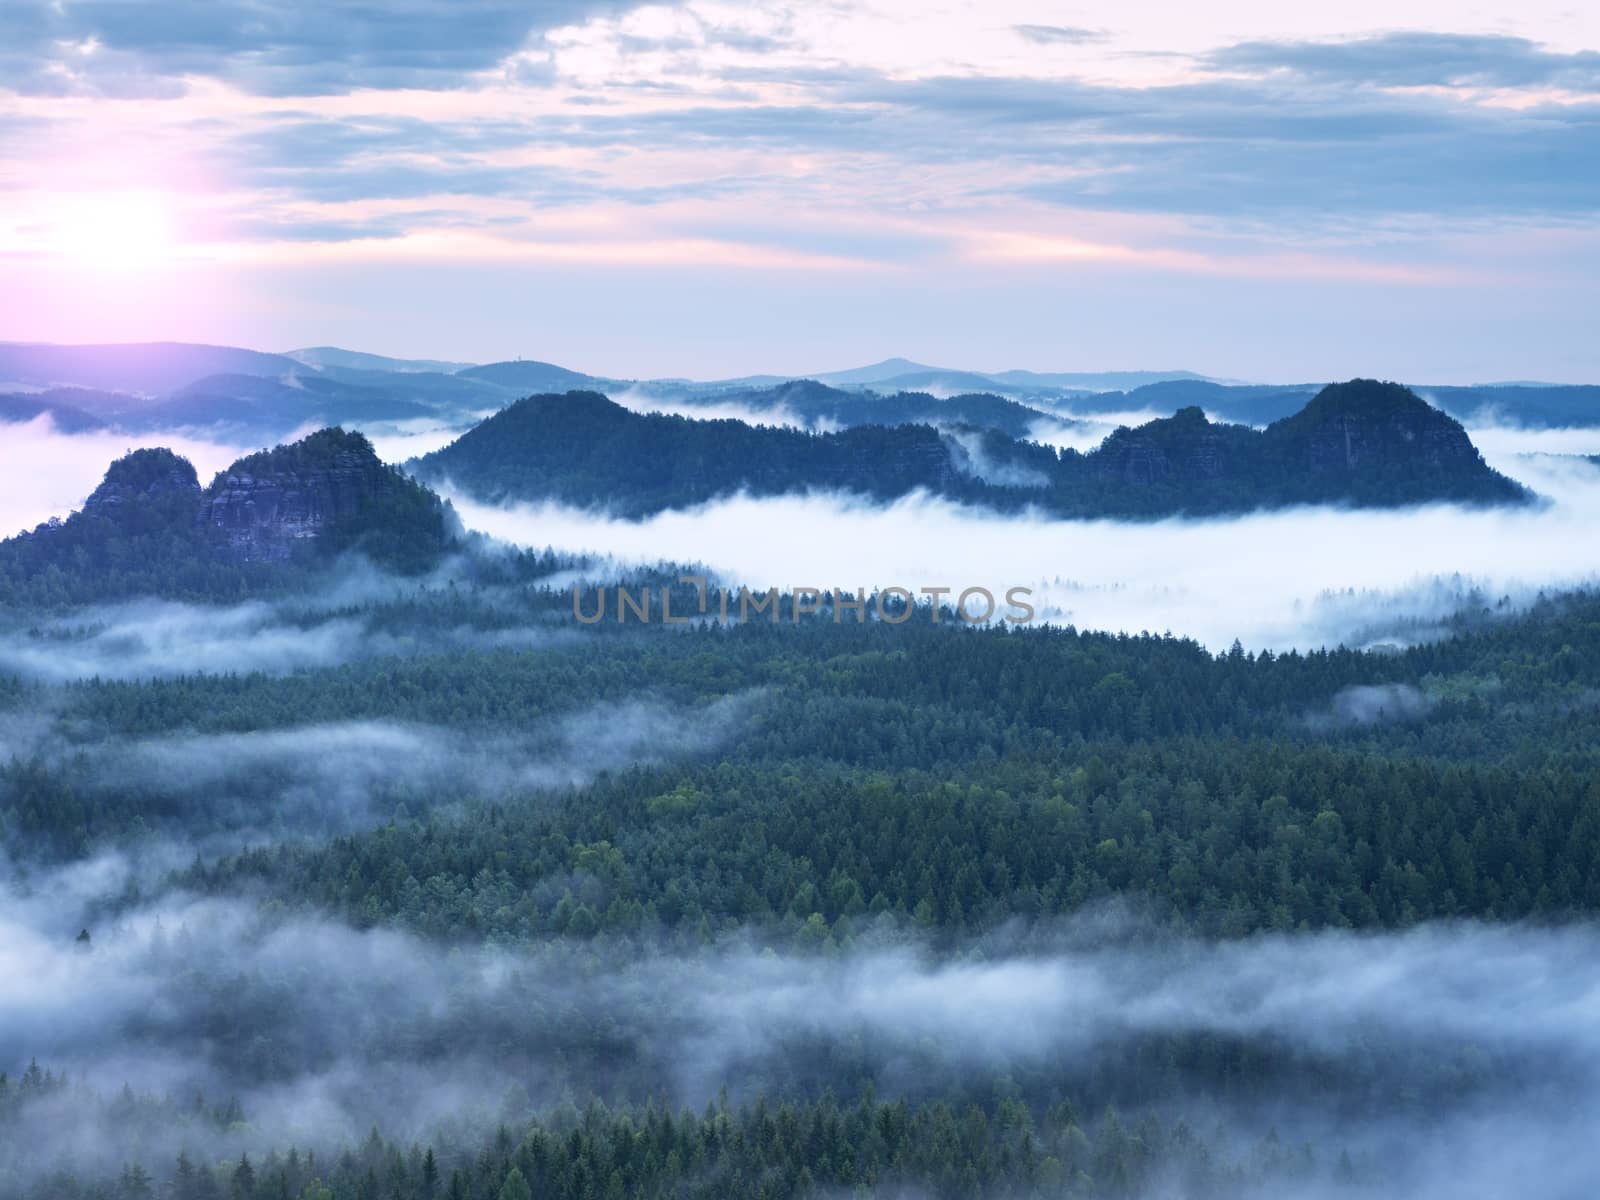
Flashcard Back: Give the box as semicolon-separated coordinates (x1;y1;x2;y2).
498;1166;533;1200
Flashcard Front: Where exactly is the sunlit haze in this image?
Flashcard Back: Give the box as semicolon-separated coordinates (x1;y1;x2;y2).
2;0;1597;379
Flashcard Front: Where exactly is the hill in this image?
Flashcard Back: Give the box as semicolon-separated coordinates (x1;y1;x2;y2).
0;389;110;432
0;429;457;605
667;379;1076;439
411;391;961;515
0;341;301;397
1417;384;1600;429
414;380;1527;518
286;346;476;374
134;373;437;439
457;359;608;392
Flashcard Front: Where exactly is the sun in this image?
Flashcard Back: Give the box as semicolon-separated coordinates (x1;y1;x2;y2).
50;190;176;269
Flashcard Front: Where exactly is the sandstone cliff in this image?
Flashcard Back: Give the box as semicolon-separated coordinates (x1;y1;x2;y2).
198;428;407;563
1264;379;1491;477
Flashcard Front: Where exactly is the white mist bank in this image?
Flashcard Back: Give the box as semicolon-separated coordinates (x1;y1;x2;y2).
3;871;1600;1196
0;415;255;537
0;414;482;539
445;449;1600;653
0;696;751;849
10;410;1600;655
0;567;568;682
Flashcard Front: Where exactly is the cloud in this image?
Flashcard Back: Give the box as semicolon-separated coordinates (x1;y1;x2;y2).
945;428;1051;488
831;71;1600;219
5;881;1600;1195
0;412;488;542
1311;682;1436;728
442;431;1600;653
1210;32;1600;92
0;0;653;96
0;415;254;540
2;695;751;848
1012;24;1109;46
0;599;379;682
606;385;812;428
0;575;580;683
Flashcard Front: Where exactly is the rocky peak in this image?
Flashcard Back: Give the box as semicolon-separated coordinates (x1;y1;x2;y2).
198;428;403;563
1092;407;1234;485
83;448;201;512
1265;379;1482;475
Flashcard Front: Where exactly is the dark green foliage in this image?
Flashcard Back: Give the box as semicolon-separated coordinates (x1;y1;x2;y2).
690;379;1075;438
0;1082;1339;1200
8;588;1599;935
414;381;1528;518
0;430;459;604
221;427;384;477
411;391;963;515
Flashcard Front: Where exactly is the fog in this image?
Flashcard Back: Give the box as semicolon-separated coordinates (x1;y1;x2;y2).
608;386;817;430
946;428;1051;488
0;582;573;683
0;413;481;539
1;692;753;856
0;415;258;538
1030;407;1183;453
7;399;1600;1197
1311;683;1435;729
18;408;1600;655
3;865;1599;1197
445;442;1600;653
358;413;488;462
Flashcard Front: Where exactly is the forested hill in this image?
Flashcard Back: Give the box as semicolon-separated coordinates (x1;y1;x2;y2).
0;428;457;605
412;390;964;514
655;377;1081;439
414;380;1529;517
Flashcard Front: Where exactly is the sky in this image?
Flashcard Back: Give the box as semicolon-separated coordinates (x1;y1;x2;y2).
0;1;1597;381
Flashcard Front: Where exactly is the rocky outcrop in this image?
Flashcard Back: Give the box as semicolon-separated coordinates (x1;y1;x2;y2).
1265;380;1488;477
820;424;958;492
1090;408;1237;486
0;427;453;604
197;429;404;563
82;448;201;513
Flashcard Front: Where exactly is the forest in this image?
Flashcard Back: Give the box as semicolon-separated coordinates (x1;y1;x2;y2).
2;544;1599;1197
411;381;1528;518
0;404;1596;1199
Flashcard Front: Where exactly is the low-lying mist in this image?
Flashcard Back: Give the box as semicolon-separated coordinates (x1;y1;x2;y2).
0;413;481;540
0;547;590;682
1;693;753;853
0;415;258;538
444;441;1600;653
3;866;1599;1198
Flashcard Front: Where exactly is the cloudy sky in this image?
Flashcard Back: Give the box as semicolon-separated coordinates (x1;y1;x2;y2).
1;1;1597;380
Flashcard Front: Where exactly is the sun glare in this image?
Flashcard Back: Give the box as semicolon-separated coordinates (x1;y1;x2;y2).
49;190;176;269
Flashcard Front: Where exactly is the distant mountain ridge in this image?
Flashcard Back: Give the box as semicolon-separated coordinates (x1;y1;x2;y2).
286;347;477;374
692;379;1079;440
0;388;110;432
0;341;301;397
456;359;606;392
413;380;1529;519
2;340;1596;442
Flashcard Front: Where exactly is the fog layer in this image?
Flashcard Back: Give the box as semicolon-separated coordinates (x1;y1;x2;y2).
445;443;1600;652
3;873;1599;1198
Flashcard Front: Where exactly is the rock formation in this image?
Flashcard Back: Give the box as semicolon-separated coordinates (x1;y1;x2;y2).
82;448;201;513
198;428;406;563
